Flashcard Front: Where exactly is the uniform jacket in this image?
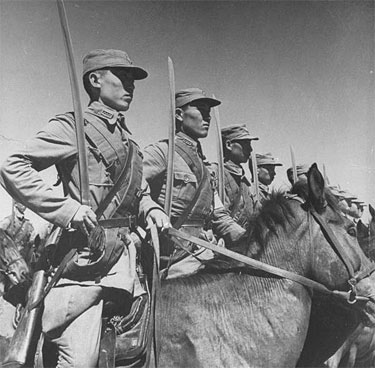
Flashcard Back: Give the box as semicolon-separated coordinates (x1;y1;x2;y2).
0;101;157;294
223;160;256;229
143;132;246;244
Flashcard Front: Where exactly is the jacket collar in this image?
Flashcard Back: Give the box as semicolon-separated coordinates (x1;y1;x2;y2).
86;101;131;134
224;160;251;185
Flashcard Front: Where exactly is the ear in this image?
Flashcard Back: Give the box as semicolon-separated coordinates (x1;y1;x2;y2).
225;140;233;152
369;204;375;219
308;163;327;213
175;108;183;122
88;71;101;88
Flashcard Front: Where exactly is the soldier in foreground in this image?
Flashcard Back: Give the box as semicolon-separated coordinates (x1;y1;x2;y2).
143;88;247;278
0;49;168;367
221;124;258;229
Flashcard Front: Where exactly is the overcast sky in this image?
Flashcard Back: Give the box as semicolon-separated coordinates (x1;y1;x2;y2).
0;0;374;230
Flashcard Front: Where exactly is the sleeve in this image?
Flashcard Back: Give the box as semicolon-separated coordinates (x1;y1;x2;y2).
211;191;247;244
0;118;82;228
138;142;169;222
142;142;168;183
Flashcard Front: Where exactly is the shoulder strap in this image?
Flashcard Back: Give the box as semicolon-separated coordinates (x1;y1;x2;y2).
95;139;135;219
174;140;203;183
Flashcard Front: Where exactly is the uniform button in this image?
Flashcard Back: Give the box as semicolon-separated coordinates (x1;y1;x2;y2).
184;175;190;183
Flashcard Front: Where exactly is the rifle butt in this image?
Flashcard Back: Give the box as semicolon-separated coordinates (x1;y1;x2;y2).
2;270;46;368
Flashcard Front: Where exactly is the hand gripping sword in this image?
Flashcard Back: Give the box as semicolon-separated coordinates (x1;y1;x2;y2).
212;94;225;204
164;57;176;217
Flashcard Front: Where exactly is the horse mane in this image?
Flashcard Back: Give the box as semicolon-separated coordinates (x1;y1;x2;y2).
247;191;298;251
242;183;341;257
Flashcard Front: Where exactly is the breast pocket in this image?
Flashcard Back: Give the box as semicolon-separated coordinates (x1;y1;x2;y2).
173;171;198;202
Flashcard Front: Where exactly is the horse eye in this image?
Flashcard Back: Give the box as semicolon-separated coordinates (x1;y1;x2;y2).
347;227;357;237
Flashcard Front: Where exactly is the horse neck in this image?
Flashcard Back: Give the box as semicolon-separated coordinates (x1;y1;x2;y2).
255;205;312;277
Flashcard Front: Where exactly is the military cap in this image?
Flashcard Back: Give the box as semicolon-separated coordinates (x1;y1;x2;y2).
287;164;310;176
82;49;148;80
256;152;283;166
221;124;259;142
175;88;221;108
328;186;344;198
339;190;357;200
352;199;367;206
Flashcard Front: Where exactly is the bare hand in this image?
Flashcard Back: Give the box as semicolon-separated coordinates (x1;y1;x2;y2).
146;209;170;230
71;205;98;237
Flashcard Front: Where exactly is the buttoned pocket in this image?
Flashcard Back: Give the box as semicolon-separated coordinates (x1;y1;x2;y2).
172;171;198;203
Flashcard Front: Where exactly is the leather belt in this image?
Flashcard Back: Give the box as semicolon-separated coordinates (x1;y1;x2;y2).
98;215;137;229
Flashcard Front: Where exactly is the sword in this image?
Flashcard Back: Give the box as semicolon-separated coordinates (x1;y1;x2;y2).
290;145;298;185
251;150;260;203
323;163;330;186
164;57;176;217
57;0;90;206
212;94;225;204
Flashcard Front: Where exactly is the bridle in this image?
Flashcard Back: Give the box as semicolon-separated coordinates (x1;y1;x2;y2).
310;208;375;304
167;200;375;305
0;255;25;279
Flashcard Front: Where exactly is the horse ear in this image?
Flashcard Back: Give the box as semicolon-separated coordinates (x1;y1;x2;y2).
369;204;375;219
308;163;327;213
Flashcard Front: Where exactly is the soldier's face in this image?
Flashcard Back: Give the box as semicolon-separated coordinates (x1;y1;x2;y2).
229;140;252;164
258;165;276;185
180;103;211;140
98;69;135;111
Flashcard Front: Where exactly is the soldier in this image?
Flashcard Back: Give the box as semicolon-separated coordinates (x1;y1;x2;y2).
286;164;309;186
249;152;283;201
221;124;258;228
0;201;35;263
0;49;168;367
143;88;247;278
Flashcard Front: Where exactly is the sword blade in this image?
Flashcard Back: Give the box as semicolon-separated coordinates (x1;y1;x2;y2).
164;57;176;217
57;0;90;205
251;150;260;203
212;94;225;204
290;145;298;185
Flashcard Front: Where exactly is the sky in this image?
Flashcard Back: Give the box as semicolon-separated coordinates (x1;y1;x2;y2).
0;0;374;230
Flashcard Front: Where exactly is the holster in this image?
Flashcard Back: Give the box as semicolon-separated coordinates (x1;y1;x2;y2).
107;276;152;367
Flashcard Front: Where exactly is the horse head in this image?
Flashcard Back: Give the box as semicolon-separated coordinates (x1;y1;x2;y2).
303;164;375;326
0;229;30;287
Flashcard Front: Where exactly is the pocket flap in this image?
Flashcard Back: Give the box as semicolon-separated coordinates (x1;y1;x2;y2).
174;171;197;184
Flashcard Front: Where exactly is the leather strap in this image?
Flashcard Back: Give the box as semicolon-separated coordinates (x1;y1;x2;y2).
96;140;134;218
310;209;356;278
167;227;372;303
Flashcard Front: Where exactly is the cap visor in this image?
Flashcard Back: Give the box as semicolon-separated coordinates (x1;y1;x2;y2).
192;97;221;108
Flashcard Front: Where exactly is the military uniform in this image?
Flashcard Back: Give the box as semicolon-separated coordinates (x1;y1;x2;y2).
251;152;283;202
0;49;157;367
143;89;246;277
220;124;259;229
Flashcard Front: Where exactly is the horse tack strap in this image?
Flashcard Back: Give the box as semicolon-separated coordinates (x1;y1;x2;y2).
309;209;356;279
166;228;371;303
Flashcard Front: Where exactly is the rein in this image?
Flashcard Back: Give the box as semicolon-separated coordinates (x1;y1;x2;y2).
167;206;375;305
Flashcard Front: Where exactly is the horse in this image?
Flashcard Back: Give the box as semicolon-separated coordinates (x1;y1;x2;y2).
0;228;30;290
157;164;375;368
323;205;375;368
0;228;31;360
